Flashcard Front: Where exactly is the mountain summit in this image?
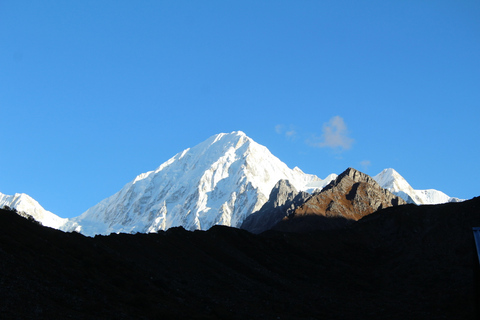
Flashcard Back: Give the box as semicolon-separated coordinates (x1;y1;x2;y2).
62;131;323;235
0;192;67;229
374;168;462;204
272;168;407;232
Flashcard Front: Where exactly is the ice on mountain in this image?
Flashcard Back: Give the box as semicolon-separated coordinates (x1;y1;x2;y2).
62;131;324;236
0;192;68;229
374;168;462;205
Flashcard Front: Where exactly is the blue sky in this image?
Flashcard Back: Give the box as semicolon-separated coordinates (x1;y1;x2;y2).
1;1;479;218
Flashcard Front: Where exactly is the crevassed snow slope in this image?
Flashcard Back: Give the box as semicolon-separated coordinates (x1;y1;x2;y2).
0;192;68;229
374;168;462;205
62;131;325;236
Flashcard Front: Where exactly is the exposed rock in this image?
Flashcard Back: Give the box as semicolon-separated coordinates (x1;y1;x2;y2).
273;168;407;232
240;179;310;234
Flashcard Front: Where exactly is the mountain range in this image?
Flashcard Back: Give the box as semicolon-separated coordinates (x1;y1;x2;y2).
0;131;463;236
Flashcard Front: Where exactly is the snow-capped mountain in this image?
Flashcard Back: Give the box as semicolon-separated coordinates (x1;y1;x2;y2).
2;132;464;236
374;168;462;204
62;131;326;236
0;192;68;229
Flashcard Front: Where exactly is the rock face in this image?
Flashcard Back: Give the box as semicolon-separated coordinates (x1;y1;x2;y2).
273;168;407;232
240;179;310;234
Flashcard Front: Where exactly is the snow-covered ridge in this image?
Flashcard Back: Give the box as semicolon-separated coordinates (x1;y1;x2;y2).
374;168;462;204
0;192;68;229
61;131;327;236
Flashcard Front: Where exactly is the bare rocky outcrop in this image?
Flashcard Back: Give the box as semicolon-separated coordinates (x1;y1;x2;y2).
273;168;406;232
240;179;310;234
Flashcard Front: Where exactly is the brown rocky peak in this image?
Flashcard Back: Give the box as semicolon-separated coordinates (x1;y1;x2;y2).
323;167;378;191
273;167;407;232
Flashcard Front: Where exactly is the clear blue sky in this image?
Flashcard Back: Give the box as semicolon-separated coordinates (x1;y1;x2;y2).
1;1;479;218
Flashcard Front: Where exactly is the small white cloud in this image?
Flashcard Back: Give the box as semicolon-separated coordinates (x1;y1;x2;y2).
285;129;297;138
275;124;297;140
360;160;371;170
309;116;354;151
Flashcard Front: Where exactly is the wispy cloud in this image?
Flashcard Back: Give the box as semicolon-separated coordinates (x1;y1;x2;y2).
308;116;354;151
360;160;371;171
285;129;297;138
275;124;297;140
275;124;284;135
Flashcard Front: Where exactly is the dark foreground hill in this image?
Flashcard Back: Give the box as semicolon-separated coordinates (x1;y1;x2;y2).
1;197;480;319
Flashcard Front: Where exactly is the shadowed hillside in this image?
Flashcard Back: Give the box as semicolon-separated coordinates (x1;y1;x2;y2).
1;197;479;319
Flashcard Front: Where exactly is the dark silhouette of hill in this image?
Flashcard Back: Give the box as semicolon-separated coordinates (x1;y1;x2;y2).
1;197;480;319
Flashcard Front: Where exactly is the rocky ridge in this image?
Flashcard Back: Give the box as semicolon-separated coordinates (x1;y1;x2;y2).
240;179;310;234
273;168;407;232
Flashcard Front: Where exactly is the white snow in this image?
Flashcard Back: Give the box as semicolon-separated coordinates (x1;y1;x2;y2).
61;131;327;236
373;168;463;205
0;192;68;229
304;173;338;193
2;132;464;236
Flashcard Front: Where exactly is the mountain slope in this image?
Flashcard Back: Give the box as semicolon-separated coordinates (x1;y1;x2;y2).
63;131;323;236
273;168;407;232
0;192;67;229
374;168;462;204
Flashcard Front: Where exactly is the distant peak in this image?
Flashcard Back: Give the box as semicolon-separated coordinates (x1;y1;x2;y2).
380;168;400;176
374;168;408;186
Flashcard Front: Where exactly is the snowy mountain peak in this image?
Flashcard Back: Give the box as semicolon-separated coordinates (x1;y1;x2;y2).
374;168;462;205
374;168;412;193
214;130;247;141
4;132;464;236
63;131;324;236
375;168;400;183
0;192;68;229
